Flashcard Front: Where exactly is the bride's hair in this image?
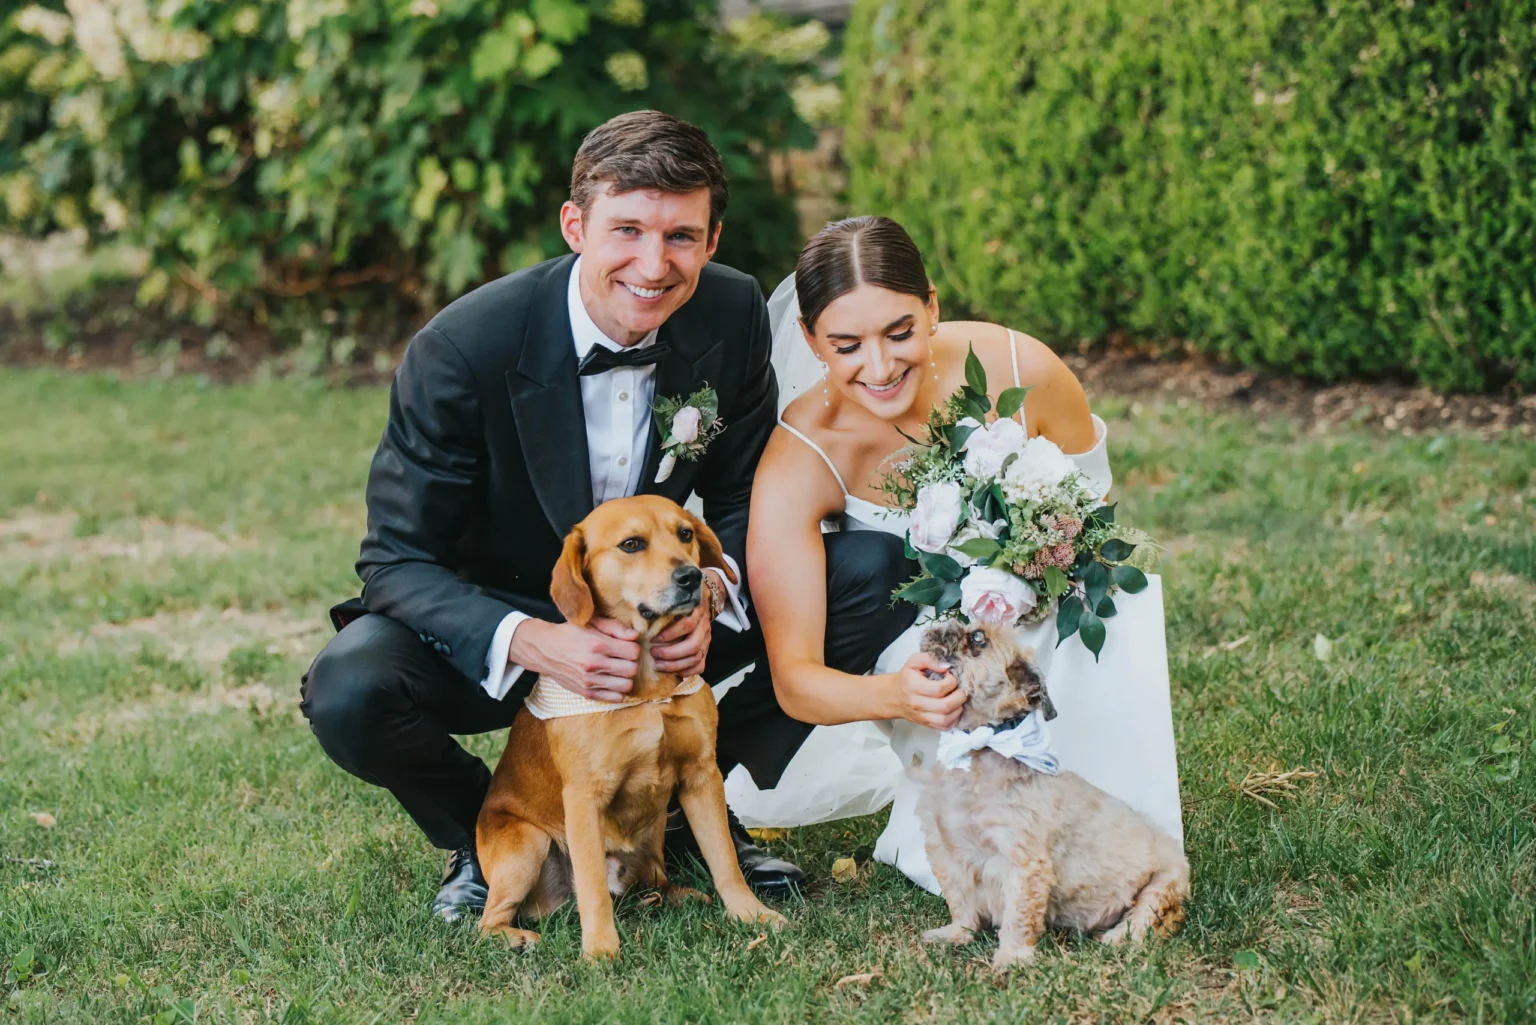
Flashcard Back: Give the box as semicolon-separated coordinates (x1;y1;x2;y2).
795;216;931;332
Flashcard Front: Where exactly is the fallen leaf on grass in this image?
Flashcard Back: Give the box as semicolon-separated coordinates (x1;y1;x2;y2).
1236;763;1320;808
834;972;881;989
29;812;55;829
747;827;789;842
1312;634;1333;661
745;933;768;952
638;891;663;908
831;857;858;883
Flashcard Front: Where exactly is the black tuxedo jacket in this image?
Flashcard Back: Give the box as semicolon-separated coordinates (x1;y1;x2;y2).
351;254;778;686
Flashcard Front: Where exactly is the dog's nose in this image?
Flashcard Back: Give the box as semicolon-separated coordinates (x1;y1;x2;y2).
673;565;703;590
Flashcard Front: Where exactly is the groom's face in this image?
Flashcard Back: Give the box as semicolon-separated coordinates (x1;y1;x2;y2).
561;185;720;345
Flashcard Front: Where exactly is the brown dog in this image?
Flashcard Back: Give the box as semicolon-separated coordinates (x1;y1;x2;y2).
475;495;785;959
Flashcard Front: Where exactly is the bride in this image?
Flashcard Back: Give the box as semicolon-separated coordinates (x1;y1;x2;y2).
733;216;1182;893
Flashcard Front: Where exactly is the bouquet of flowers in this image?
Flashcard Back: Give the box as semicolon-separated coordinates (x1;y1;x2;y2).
881;347;1151;660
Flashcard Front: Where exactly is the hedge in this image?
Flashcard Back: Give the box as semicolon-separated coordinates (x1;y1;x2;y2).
843;0;1536;392
1;1;826;325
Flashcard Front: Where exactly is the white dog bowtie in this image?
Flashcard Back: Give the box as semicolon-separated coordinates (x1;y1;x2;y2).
935;710;1061;774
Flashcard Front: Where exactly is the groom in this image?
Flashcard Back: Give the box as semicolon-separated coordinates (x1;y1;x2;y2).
300;111;917;922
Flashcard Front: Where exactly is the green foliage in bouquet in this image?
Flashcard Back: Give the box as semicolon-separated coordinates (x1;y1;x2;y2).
844;0;1536;392
0;0;821;324
884;346;1150;660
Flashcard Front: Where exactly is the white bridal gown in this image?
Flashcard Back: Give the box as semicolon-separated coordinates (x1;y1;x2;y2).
717;276;1184;894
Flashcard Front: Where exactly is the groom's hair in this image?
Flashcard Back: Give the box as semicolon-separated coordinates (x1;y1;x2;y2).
571;111;729;231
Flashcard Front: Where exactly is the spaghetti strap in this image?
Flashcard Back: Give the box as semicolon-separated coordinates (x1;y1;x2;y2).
1007;329;1022;388
777;420;850;497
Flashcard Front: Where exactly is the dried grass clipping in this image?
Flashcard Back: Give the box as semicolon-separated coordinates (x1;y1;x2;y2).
1235;763;1320;808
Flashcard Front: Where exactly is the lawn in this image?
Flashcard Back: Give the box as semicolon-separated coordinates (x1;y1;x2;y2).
1;367;1532;1023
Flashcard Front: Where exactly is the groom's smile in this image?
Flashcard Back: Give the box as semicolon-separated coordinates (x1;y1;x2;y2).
560;184;721;346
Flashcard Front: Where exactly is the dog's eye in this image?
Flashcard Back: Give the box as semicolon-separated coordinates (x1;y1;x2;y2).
618;537;647;553
969;630;988;649
677;525;694;543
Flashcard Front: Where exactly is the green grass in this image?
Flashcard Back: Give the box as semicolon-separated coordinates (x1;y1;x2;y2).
1;367;1532;1023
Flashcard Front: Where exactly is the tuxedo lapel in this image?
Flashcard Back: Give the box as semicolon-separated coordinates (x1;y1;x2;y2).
641;301;725;499
505;256;594;539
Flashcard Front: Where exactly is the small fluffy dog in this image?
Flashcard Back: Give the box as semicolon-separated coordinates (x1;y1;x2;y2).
475;496;784;960
916;621;1189;970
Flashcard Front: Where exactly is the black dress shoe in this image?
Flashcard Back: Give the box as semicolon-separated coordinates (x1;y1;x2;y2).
431;844;488;923
664;805;806;897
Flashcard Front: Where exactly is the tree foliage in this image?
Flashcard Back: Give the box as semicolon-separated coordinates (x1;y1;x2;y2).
1;0;820;322
844;0;1536;392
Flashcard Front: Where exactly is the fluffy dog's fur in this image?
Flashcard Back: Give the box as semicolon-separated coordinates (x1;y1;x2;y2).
475;495;784;960
915;621;1189;970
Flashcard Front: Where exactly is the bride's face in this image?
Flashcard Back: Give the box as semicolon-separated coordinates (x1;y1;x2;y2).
802;283;938;419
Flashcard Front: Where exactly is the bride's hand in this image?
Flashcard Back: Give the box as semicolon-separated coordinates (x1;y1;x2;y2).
897;652;966;731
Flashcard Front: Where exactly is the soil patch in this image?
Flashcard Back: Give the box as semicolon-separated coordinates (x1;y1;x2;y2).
0;510;232;565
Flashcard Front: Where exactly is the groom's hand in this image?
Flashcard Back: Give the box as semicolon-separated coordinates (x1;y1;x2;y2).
509;618;641;703
651;601;711;678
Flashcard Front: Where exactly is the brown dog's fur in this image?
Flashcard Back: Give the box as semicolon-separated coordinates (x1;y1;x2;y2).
475;495;784;959
915;621;1189;971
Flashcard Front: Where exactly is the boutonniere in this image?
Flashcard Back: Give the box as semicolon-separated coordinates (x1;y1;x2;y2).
652;384;723;483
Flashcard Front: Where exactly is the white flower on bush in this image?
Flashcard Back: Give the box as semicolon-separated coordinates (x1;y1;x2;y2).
960;567;1037;625
1001;435;1078;505
946;517;1005;568
670;405;702;445
909;481;964;554
960;416;1027;480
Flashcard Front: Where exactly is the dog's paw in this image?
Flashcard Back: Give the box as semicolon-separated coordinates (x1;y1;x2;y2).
990;943;1036;972
921;923;975;946
728;900;788;930
664;885;712;907
483;926;542;950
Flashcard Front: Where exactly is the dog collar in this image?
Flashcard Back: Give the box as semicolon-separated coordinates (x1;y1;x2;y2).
935;710;1060;775
523;675;707;720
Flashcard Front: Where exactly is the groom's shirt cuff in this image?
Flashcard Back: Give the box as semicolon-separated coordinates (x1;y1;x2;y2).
711;554;749;633
480;552;747;701
481;612;530;700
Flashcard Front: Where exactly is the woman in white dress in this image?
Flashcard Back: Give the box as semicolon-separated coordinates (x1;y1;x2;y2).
737;217;1182;893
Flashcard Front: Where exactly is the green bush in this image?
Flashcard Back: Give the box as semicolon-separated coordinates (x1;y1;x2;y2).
844;0;1536;392
0;0;823;324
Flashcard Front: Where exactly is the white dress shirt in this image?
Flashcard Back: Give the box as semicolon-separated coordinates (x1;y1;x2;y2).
480;257;748;700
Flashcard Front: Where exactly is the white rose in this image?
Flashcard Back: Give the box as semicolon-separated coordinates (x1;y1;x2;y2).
1000;435;1077;505
960;566;1037;625
961;416;1027;480
670;405;702;445
909;481;964;554
946;517;1005;568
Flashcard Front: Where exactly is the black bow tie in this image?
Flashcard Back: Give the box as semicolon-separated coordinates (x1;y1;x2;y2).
577;342;671;377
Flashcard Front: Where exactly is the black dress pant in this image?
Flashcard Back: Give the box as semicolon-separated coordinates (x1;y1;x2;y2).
300;530;918;851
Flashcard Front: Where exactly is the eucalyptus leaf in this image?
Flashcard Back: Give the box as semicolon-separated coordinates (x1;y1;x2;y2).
936;581;963;612
1078;607;1106;661
1112;564;1148;593
950;421;977;453
903;533;918;561
1055;595;1083;647
965;343;988;395
895;576;948;605
995;385;1031;418
963;397;990;423
1101;538;1136;562
954;537;1003;559
1043;565;1070;599
1096;595;1117;618
1088;503;1117;526
1082;560;1111;608
920;550;964;582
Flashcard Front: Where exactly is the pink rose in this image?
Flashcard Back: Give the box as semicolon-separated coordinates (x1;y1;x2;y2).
670;405;702;444
960;567;1037;624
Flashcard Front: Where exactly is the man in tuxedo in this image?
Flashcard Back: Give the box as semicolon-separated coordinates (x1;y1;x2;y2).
300;111;916;922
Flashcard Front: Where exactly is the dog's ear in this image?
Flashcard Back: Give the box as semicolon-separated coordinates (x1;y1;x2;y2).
1005;655;1055;720
687;511;737;584
551;526;595;626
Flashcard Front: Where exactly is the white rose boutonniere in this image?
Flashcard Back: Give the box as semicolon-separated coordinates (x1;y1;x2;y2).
652;384;723;483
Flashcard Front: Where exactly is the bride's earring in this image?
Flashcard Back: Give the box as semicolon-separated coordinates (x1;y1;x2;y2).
819;360;829;406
